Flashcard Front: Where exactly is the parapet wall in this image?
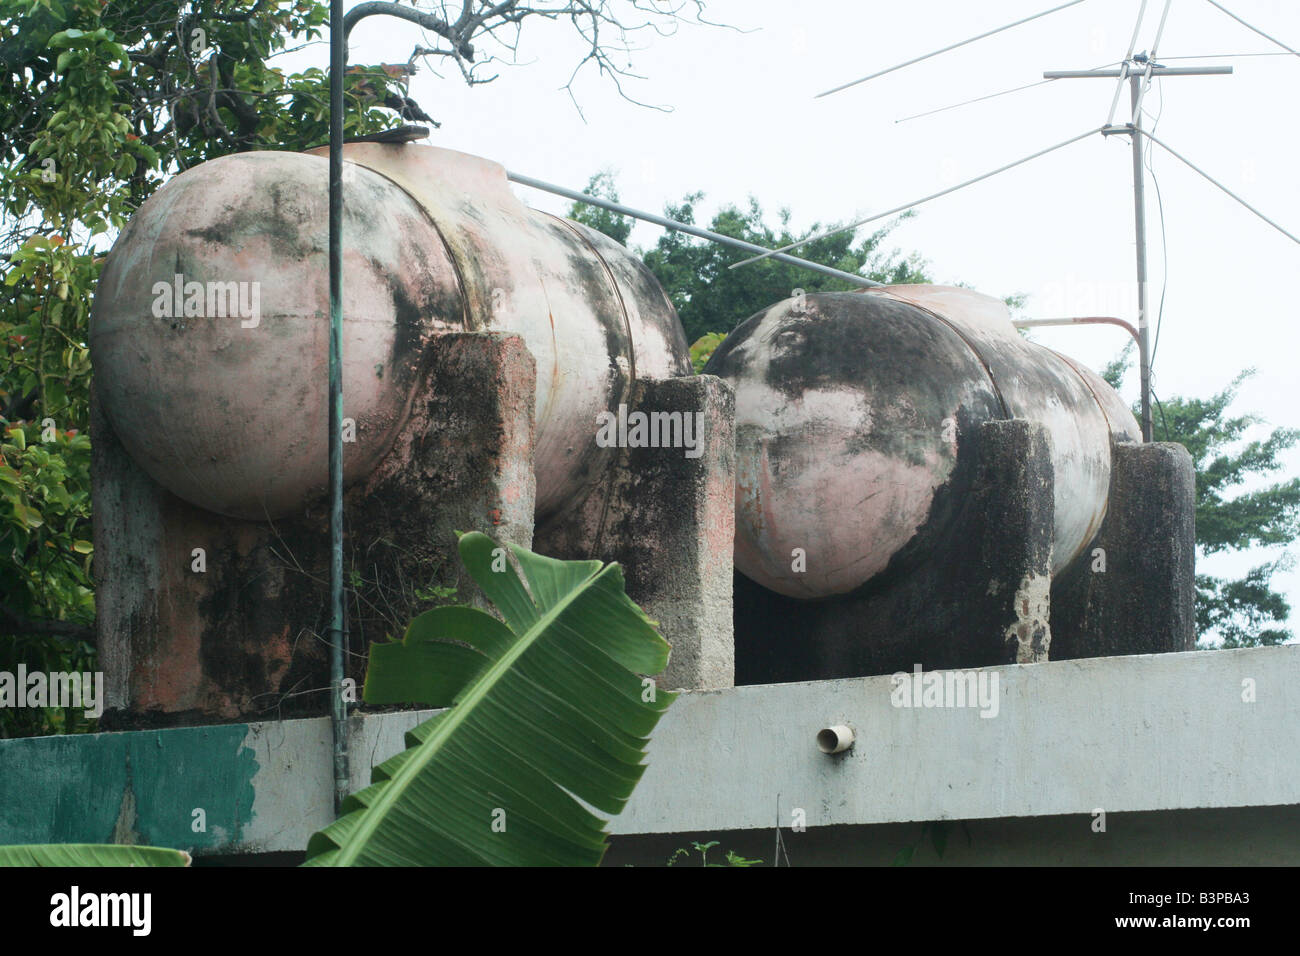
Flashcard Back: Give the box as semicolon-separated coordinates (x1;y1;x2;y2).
4;645;1295;863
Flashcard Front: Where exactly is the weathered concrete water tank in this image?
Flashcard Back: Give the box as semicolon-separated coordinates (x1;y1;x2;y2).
90;144;689;521
704;285;1139;599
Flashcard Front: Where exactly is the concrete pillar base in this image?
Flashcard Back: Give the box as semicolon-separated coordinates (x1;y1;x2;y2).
94;331;535;728
535;375;736;691
1050;441;1197;658
734;419;1055;683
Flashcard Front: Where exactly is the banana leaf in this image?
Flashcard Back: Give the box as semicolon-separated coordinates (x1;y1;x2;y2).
304;532;675;866
0;845;190;866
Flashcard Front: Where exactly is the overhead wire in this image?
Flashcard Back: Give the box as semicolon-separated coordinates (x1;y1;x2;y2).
726;0;1298;339
727;128;1104;269
1143;79;1170;376
897;77;1057;124
1152;386;1172;441
1137;128;1300;246
815;0;1090;98
1160;50;1293;60
895;60;1120;124
1203;0;1300;58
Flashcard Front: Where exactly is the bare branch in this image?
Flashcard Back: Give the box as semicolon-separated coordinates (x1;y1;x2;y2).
391;0;728;114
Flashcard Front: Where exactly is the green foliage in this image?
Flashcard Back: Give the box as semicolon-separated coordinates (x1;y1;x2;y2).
304;532;674;866
1163;374;1300;557
412;582;458;605
0;0;403;180
6;534;671;867
566;172;932;345
641;195;930;345
688;331;725;373
666;839;762;867
10;535;676;868
1103;346;1299;646
567;170;632;246
1098;341;1135;393
0;418;95;738
2;3;718;737
0;843;189;866
1002;291;1029;314
1;234;98;738
1199;562;1294;648
892;820;969;866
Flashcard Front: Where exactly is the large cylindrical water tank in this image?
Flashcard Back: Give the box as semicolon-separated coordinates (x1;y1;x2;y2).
90;144;689;521
703;285;1138;599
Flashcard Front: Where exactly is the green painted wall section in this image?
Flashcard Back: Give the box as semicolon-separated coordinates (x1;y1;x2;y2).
0;724;257;851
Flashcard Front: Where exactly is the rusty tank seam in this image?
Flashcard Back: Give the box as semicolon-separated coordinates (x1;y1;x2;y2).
867;289;1012;420
540;210;637;382
340;158;473;332
539;210;639;552
1049;347;1120;435
311;156;477;502
1044;347;1116;561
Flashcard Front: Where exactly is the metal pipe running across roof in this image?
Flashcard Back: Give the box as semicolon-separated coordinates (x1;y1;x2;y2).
1014;316;1141;344
506;171;883;290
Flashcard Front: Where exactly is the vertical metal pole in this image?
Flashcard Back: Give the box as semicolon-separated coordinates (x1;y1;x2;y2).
1130;72;1153;442
1048;60;1229;443
327;0;350;813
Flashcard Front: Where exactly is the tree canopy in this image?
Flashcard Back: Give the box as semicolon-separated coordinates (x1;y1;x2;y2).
567;171;931;345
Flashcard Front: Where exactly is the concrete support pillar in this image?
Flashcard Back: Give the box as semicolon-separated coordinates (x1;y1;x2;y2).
974;418;1056;664
536;375;736;691
93;331;535;728
1051;441;1196;658
735;418;1055;683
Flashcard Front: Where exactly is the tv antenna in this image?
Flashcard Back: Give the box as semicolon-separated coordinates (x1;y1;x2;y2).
729;0;1300;442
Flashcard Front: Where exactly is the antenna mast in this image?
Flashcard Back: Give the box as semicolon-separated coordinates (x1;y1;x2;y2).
1045;55;1231;441
731;0;1300;444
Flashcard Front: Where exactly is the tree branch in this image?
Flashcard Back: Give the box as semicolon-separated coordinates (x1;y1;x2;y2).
0;604;94;644
345;2;476;60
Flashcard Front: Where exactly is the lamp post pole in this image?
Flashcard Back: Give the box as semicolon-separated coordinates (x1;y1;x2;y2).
327;0;347;817
327;0;482;815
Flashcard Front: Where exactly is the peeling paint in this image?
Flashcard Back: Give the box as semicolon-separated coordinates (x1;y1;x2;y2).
1007;572;1052;663
0;724;257;850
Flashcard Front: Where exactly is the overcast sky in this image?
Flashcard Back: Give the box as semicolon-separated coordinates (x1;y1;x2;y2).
335;0;1300;637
